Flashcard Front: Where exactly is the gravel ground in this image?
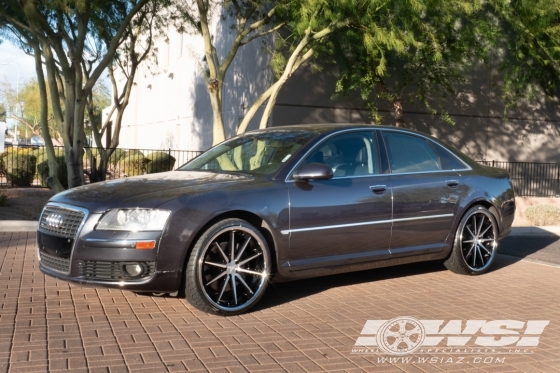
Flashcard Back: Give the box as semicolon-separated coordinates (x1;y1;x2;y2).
0;188;55;220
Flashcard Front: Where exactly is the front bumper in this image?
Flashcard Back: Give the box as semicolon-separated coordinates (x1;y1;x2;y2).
39;262;182;292
37;202;183;293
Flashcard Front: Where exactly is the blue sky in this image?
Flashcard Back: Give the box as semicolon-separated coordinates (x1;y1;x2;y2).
0;42;37;88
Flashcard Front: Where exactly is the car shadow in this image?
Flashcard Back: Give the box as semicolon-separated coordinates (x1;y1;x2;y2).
254;241;556;312
255;260;448;311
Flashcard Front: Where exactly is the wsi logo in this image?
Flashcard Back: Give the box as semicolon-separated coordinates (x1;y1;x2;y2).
354;317;550;355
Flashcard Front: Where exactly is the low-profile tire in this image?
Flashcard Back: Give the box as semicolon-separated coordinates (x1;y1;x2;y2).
185;218;271;315
444;205;498;275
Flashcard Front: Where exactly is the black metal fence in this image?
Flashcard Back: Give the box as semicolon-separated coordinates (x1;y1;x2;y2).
1;145;558;197
0;145;203;188
477;161;560;197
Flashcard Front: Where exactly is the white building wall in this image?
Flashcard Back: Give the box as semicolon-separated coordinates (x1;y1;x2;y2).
103;7;273;152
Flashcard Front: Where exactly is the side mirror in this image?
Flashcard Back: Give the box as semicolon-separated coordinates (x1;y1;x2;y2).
293;163;333;181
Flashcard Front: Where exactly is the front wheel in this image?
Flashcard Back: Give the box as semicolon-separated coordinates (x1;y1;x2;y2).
185;218;271;315
444;206;498;275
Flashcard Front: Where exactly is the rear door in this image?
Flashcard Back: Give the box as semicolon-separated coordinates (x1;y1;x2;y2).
380;130;467;257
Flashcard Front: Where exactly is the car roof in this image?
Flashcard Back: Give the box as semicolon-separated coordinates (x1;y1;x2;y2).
259;123;431;137
255;123;477;167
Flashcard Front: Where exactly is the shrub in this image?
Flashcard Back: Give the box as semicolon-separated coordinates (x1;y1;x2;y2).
32;147;65;178
525;205;560;226
36;156;69;189
5;153;37;186
117;150;147;176
146;152;176;174
0;151;9;176
0;189;8;206
0;147;33;176
109;149;127;165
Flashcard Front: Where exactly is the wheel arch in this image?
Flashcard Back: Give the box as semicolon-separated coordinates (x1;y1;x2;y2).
179;210;279;287
460;199;501;234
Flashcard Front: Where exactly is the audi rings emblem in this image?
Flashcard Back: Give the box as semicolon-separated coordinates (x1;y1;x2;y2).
45;213;64;228
376;317;426;355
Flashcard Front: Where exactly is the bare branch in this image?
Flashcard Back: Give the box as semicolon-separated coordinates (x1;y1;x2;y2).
240;22;286;46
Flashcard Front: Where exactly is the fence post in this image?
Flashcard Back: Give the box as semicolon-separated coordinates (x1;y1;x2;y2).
557;162;560;197
168;149;172;171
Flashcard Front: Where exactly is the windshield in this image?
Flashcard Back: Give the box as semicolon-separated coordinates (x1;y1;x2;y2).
179;130;318;175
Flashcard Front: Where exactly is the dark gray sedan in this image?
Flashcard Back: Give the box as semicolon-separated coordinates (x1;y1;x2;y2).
37;124;515;315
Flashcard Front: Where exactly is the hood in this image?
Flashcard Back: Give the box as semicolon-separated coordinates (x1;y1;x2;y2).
49;171;256;213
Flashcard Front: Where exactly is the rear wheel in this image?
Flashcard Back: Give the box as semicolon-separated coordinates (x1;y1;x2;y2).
185;218;271;315
444;206;498;275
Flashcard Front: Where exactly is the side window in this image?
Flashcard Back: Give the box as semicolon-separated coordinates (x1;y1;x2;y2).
301;132;379;178
382;132;442;173
433;144;468;170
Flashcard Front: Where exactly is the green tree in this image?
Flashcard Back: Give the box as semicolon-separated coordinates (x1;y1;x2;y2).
0;102;6;122
487;0;560;113
85;1;169;183
238;0;458;132
333;0;494;126
86;83;111;140
174;0;281;145
0;0;155;190
0;77;62;143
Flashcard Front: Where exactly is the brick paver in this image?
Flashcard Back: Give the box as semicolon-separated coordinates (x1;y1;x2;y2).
0;231;559;372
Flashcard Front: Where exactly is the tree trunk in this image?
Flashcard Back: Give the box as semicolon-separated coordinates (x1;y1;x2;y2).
377;80;405;127
209;84;226;145
32;40;64;193
239;49;315;133
255;26;336;130
392;99;405;127
86;147;114;183
237;84;275;134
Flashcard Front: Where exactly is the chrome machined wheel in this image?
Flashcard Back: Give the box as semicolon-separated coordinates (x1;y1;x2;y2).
460;209;497;271
445;206;498;275
196;224;270;313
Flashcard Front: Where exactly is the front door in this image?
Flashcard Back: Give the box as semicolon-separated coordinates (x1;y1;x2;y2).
285;130;392;270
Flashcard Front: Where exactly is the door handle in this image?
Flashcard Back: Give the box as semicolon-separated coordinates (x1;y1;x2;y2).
446;180;460;187
370;185;387;193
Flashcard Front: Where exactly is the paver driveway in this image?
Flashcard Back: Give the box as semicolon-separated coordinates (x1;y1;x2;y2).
1;231;559;373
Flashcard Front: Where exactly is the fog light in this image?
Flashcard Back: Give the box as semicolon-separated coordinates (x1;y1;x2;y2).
124;263;144;277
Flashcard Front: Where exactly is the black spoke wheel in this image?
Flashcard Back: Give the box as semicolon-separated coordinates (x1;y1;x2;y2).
185;218;270;315
444;206;498;275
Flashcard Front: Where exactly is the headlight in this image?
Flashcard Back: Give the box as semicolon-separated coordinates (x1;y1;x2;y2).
97;209;171;231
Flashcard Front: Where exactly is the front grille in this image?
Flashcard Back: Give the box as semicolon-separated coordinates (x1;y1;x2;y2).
39;251;70;273
78;261;156;281
38;205;86;238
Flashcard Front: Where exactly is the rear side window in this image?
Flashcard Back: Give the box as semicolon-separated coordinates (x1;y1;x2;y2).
433;143;468;170
382;132;442;173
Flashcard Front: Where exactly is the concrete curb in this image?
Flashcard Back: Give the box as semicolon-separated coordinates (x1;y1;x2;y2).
510;226;560;236
0;220;38;232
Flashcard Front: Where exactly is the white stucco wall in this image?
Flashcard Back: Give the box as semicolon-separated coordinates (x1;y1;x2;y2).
103;6;273;152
